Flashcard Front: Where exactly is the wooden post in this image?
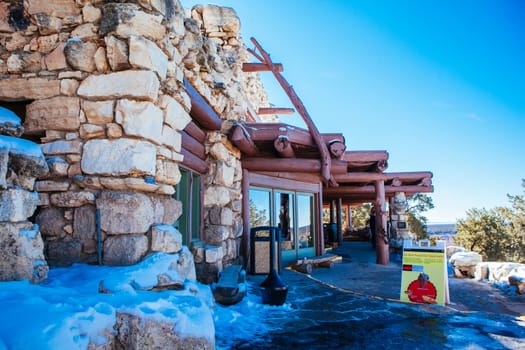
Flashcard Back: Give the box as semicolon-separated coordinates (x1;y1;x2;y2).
375;180;389;265
337;198;343;245
347;205;353;232
242;169;251;270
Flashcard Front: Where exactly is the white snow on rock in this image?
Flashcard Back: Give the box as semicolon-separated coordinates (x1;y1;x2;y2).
0;252;216;349
0;135;45;158
0;107;21;126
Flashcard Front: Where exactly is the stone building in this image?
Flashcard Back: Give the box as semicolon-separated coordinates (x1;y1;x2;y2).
0;0;433;287
0;0;267;284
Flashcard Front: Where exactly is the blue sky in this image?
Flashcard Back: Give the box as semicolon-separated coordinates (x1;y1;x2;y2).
182;0;525;223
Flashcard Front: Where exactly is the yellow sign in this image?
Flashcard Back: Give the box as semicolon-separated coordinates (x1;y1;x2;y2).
400;240;448;305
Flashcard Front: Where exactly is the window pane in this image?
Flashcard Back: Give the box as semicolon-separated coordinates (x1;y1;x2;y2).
249;188;271;227
276;192;295;252
297;194;314;249
191;173;201;240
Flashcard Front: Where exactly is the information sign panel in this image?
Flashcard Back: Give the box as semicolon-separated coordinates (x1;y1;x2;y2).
400;240;449;305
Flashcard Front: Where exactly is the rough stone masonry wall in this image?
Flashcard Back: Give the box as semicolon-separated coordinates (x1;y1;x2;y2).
0;0;270;281
185;4;270;282
0;108;49;283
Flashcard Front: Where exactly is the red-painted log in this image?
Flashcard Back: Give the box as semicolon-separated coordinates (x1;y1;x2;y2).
328;140;346;159
257;107;295;115
184;121;206;144
247;38;335;186
324;184;433;195
181;148;208;174
181;130;206;160
343;150;389;162
243;157;322;173
184;79;222;130
273;136;295;157
242;63;283;72
230;123;259;156
334;171;433;184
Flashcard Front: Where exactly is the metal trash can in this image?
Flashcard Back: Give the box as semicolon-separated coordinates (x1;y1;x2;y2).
250;226;282;275
323;223;337;243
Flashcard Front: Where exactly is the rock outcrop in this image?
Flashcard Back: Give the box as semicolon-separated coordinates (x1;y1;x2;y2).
449;251;483;278
0;107;49;283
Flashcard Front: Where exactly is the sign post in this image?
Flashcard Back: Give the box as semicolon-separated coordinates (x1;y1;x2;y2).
400;240;449;305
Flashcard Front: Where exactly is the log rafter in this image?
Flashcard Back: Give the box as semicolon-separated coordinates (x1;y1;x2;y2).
247;37;336;186
184;79;222;131
242;63;283;72
323;184;434;196
334;171;433;184
257;107;295;115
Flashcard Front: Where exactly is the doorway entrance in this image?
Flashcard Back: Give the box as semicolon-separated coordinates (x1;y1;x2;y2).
249;187;315;266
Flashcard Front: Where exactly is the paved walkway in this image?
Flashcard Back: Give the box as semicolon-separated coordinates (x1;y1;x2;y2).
322;241;525;316
229;241;525;349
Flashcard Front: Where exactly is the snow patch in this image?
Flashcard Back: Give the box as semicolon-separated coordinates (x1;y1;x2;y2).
0;107;21;127
0;135;45;158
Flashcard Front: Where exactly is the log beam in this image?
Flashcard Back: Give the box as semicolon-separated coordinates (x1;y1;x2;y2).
181;148;208;174
257;107;295;115
331;160;350;174
323;185;434;196
334;171;433;184
343;150;389;162
184;121;206;144
244;123;313;144
273;136;295;157
184;79;222;130
242;63;283;72
243;157;322;173
181;130;206;160
229;123;259;156
329;140;346;159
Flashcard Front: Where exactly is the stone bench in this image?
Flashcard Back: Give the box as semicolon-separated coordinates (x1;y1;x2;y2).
212;264;246;305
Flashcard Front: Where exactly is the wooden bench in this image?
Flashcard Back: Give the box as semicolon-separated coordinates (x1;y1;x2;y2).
291;254;340;274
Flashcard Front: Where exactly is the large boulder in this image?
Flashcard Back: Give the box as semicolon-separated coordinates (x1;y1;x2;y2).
103;234;148;266
96;191;154;235
446;245;467;260
0;188;39;222
449;251;482;278
475;262;525;282
81;138;156;177
0;222;48;283
112;312;214;350
151;224;183;254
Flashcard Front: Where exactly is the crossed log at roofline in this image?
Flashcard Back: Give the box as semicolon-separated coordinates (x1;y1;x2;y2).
244;37;336;186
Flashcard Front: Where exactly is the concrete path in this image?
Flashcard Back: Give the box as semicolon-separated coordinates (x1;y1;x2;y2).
320;241;525;316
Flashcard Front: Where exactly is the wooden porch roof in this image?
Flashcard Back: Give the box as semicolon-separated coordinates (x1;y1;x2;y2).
232;37;434;205
228;120;433;204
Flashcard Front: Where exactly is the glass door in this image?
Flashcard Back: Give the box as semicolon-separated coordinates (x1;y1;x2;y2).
296;193;315;258
249;187;316;267
275;191;295;264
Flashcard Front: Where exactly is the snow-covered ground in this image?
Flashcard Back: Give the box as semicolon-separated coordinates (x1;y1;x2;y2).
0;252;292;350
0;253;222;349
